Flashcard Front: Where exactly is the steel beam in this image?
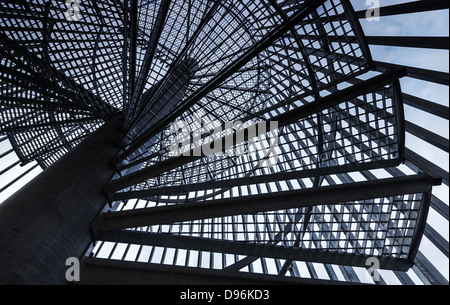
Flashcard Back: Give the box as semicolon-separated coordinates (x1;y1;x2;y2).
0;117;101;134
354;0;449;18
126;1;221;122
94;229;411;271
128;0;172;123
431;195;449;221
95;174;439;232
110;159;402;201
106;69;407;193
402;93;449;120
374;61;449;86
408;189;432;265
265;0;320;92
0;164;39;194
303;35;449;50
414;251;449;285
404;148;449;186
128;0;138;106
424;224;449;258
0;33;117;117
129;57;197;138
121;0;129;110
365;36;449;50
405;121;449;153
115;0;326;164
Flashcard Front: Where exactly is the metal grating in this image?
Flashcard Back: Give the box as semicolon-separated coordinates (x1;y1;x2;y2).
119;193;425;259
0;0;448;285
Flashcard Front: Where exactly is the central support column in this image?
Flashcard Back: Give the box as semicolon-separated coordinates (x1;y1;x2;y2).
0;114;125;284
130;57;198;136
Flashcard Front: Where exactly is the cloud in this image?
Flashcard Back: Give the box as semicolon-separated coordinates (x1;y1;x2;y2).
359;8;449;36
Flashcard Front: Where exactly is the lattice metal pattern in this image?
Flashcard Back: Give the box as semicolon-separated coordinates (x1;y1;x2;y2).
112;81;401;193
0;0;123;167
109;192;424;261
136;194;423;258
124;0;370;159
88;182;428;282
96;1;414;278
114;0;373;192
124;0;283;129
0;0;448;286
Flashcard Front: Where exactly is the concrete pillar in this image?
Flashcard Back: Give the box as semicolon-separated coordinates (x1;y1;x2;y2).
0;114;125;284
